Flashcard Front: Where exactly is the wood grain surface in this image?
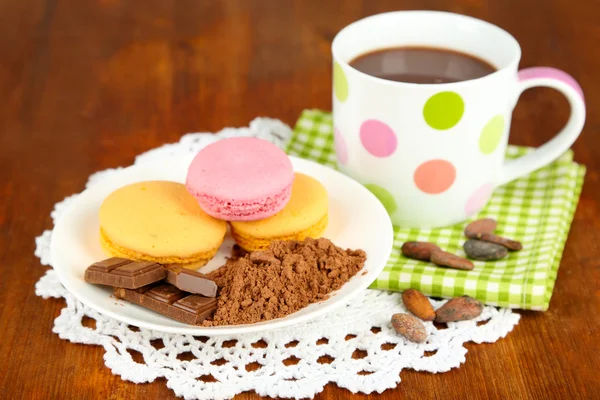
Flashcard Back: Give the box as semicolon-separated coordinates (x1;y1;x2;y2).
1;0;599;399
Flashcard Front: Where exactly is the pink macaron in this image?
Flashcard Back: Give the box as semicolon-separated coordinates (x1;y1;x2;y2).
186;137;294;221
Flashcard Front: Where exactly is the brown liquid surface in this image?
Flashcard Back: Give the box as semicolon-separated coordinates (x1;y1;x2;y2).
349;46;496;84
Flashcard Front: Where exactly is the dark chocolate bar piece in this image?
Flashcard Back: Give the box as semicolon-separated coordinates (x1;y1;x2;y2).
85;257;166;289
165;266;218;297
114;283;217;325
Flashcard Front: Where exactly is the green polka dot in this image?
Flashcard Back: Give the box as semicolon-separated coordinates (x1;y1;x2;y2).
479;115;505;154
364;184;397;215
423;91;464;130
334;62;349;102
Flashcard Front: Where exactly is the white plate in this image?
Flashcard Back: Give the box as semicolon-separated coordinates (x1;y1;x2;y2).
51;156;394;335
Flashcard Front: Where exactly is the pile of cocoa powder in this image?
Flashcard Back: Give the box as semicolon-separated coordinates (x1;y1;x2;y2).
202;238;367;326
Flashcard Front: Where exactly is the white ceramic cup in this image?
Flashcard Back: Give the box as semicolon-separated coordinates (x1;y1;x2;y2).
332;11;585;228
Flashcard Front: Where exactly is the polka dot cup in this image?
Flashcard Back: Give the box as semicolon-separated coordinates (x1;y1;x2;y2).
332;11;585;228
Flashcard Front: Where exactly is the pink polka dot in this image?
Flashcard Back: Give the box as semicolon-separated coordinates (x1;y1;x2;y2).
413;159;456;194
334;128;348;165
359;119;397;157
465;183;494;216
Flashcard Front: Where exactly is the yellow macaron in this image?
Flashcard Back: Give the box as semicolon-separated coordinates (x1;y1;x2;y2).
99;181;227;269
230;173;328;251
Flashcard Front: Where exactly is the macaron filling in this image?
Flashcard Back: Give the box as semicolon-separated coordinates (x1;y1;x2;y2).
100;228;219;268
187;183;292;221
231;214;328;251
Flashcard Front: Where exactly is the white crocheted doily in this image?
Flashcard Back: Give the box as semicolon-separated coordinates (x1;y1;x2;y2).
34;118;520;400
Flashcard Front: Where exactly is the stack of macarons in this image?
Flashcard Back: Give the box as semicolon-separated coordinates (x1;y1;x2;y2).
186;137;329;251
98;137;329;269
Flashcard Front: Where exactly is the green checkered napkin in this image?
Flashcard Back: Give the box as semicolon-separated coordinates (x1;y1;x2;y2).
287;109;585;310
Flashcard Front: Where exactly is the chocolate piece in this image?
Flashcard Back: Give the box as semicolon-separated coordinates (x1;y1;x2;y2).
114;283;217;325
84;258;166;289
147;284;187;303
165;266;218;297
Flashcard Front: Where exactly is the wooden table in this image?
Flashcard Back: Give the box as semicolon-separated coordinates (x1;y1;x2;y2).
1;1;598;398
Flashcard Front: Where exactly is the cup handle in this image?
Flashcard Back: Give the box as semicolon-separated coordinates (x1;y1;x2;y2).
498;67;586;185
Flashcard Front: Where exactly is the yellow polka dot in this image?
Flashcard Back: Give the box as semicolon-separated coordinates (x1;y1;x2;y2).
334;62;349;102
479;115;505;154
